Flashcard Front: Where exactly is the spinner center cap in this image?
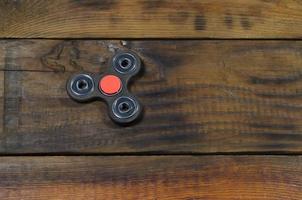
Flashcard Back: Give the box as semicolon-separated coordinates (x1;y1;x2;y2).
99;75;122;95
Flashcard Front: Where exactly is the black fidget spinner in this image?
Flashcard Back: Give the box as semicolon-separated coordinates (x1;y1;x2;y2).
66;51;143;124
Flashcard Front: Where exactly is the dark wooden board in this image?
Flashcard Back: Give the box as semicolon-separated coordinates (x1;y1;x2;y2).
2;1;302;199
0;156;301;199
1;0;302;38
1;40;302;154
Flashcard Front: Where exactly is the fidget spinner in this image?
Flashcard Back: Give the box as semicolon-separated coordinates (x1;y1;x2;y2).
66;51;143;124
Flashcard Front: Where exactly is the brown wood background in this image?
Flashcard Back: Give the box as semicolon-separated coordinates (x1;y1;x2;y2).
0;0;302;199
1;0;302;38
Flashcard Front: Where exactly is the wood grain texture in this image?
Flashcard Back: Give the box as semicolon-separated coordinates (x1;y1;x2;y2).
1;40;302;154
1;0;302;38
0;156;301;200
0;71;3;134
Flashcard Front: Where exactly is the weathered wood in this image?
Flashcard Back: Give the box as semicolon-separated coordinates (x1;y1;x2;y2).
1;40;302;154
0;156;301;200
0;71;3;134
1;0;302;38
0;40;4;133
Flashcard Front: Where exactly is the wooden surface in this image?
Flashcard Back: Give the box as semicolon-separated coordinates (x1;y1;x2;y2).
1;0;302;38
1;1;302;199
0;156;301;200
1;40;302;154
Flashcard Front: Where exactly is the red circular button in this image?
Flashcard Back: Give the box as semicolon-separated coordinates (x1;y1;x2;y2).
99;75;122;95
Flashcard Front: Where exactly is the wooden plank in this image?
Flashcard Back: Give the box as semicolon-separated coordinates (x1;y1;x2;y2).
0;71;3;134
1;0;302;38
0;42;3;134
0;156;301;199
2;40;302;154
